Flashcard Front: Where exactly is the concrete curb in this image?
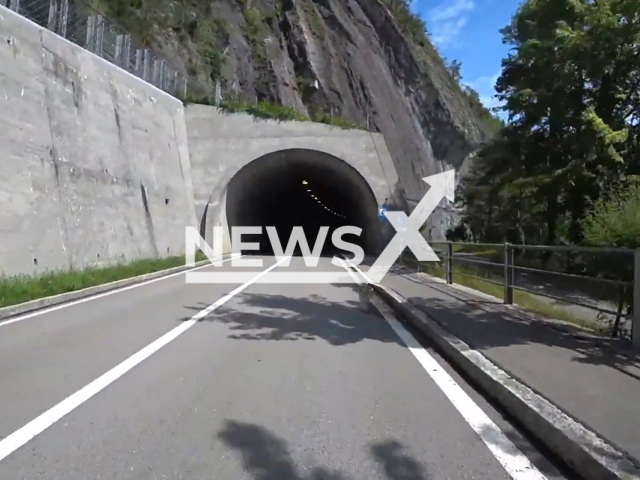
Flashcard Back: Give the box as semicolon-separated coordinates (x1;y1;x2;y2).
0;258;226;322
373;283;640;480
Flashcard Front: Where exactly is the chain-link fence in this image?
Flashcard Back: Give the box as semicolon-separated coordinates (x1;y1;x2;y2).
2;0;189;98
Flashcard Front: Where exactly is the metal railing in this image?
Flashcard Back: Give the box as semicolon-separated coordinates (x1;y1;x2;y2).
401;242;640;345
2;0;189;98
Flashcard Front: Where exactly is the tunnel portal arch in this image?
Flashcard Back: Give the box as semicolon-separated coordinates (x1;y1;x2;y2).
222;148;383;257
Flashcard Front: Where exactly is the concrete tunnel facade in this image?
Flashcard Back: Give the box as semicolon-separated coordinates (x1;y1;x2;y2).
185;104;403;259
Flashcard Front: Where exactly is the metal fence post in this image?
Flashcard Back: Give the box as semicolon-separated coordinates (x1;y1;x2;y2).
153;59;161;87
47;0;57;31
85;15;95;51
446;242;453;284
8;0;19;12
214;80;222;106
59;0;68;37
120;35;131;67
181;76;188;99
114;34;124;66
96;16;105;56
48;0;69;37
86;15;104;55
504;243;513;304
142;50;151;81
633;248;640;346
134;49;143;75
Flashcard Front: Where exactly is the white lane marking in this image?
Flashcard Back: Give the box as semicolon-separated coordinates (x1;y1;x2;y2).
343;261;548;480
0;256;289;463
0;255;241;328
336;258;362;284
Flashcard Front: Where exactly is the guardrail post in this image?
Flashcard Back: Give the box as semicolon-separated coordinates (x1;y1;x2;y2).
504;243;513;304
633;249;640;346
446;242;453;284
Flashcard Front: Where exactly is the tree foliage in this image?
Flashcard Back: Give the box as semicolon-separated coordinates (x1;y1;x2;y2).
582;177;640;249
453;0;640;247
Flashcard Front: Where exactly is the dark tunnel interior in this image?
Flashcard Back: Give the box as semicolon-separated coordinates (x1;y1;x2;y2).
225;149;381;258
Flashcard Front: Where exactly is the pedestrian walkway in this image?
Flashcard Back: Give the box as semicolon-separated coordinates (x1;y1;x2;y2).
382;267;640;464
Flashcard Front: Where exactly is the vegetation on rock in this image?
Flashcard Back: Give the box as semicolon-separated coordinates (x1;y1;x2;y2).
182;91;365;129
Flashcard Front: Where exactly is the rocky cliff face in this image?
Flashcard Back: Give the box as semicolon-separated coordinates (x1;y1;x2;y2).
98;0;496;236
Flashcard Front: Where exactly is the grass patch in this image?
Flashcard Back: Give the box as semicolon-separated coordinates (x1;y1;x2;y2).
220;94;365;129
222;95;308;121
0;252;208;310
403;257;611;335
181;90;366;130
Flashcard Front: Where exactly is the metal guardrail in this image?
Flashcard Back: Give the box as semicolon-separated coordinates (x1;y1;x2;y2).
401;242;640;345
2;0;189;98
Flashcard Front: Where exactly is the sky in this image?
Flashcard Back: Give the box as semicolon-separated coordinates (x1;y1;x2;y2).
410;0;522;112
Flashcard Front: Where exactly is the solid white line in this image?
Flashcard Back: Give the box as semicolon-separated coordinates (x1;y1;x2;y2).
343;262;548;480
0;255;289;463
0;255;240;328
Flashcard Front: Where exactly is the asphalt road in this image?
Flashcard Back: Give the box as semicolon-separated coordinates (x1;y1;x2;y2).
0;256;569;480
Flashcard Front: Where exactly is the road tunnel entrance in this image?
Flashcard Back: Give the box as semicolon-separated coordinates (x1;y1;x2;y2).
225;149;380;258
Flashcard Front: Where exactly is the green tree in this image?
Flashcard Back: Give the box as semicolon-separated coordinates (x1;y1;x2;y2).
454;0;640;246
446;59;462;83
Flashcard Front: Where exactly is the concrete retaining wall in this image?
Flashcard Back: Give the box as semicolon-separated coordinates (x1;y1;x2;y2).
0;6;197;276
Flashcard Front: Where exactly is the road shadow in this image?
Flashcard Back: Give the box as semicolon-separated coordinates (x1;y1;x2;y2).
217;420;349;480
395;272;640;378
369;440;429;479
217;420;431;480
179;286;400;346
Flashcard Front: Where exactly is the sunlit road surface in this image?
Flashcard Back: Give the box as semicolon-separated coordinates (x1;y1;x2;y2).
0;256;569;480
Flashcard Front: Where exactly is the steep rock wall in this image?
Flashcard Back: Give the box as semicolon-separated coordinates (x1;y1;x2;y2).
104;0;496;237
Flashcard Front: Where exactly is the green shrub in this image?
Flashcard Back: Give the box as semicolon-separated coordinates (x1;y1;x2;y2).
582;178;640;249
